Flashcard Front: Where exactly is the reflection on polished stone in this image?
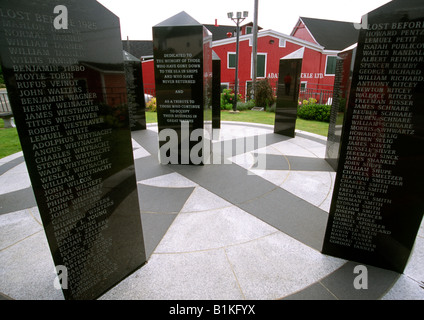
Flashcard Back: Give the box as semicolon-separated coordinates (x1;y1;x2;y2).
0;0;146;299
322;0;424;273
274;48;303;137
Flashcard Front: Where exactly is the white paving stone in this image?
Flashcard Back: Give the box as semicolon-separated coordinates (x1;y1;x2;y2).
0;162;31;195
138;172;198;188
0;231;63;300
225;232;346;300
180;186;232;212
0;207;42;250
155;205;278;253
100;249;244;300
279;170;334;207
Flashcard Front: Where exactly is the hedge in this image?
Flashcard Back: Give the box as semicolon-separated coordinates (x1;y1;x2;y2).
297;104;331;122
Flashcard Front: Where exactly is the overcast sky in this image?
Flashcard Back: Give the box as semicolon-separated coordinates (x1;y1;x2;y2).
97;0;392;40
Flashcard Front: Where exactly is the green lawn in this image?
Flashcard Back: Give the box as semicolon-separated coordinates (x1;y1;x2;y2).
0;111;333;159
146;110;331;137
0;119;21;159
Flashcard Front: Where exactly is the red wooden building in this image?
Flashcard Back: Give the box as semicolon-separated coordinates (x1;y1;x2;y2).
136;17;359;104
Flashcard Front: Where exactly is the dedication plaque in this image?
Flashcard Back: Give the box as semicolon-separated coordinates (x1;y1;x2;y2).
322;0;424;273
0;0;146;299
153;11;212;165
274;49;303;137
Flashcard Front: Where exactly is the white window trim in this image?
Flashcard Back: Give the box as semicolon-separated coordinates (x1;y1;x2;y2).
221;83;230;90
227;52;236;69
324;55;337;76
300;81;308;92
279;38;286;47
251;52;267;79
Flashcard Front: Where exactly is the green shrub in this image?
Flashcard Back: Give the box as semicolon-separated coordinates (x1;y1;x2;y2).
297;104;331;122
255;79;275;109
236;100;256;111
221;89;241;109
146;97;157;112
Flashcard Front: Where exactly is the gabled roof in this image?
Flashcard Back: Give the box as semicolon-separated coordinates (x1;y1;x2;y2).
122;40;153;59
212;29;324;52
204;22;263;41
293;17;359;51
204;24;237;41
155;11;201;27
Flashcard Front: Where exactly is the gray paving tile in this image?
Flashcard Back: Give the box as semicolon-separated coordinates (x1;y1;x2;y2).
137;184;194;213
134;156;174;181
285;155;334;172
320;261;400;300
141;212;177;258
173;163;277;205
0;155;24;175
0;188;36;215
238;187;329;251
282;282;337;300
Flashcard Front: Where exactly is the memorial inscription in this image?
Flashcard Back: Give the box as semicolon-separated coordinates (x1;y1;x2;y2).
322;0;424;273
153;11;212;164
0;0;146;299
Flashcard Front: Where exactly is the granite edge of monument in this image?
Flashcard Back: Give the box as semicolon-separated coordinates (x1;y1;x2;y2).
322;0;424;273
0;0;146;299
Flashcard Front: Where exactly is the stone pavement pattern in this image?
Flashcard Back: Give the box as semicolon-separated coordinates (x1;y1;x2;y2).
0;122;423;300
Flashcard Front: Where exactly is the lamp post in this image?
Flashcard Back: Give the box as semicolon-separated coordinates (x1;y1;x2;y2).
228;11;248;112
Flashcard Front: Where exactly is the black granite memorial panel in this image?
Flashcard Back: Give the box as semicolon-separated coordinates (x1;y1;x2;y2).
325;46;356;171
153;11;212;165
274;53;302;137
322;0;424;273
124;50;147;131
0;0;146;299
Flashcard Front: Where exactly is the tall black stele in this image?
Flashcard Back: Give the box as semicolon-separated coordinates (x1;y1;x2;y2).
0;0;146;299
322;0;424;273
153;11;212;165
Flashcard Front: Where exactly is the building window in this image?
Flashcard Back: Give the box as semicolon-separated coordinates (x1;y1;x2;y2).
300;81;307;92
325;56;337;75
254;53;266;78
279;39;286;47
246;26;252;34
228;52;236;69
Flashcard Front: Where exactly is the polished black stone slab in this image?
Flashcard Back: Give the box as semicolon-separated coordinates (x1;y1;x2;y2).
322;0;424;273
212;51;221;129
274;51;302;137
325;46;356;171
0;0;146;299
153;11;212;165
123;51;147;131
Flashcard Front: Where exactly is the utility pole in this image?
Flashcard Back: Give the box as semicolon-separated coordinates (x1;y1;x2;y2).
228;11;248;112
251;0;259;102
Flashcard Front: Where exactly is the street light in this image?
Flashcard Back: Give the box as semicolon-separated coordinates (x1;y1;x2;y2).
228;10;248;112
